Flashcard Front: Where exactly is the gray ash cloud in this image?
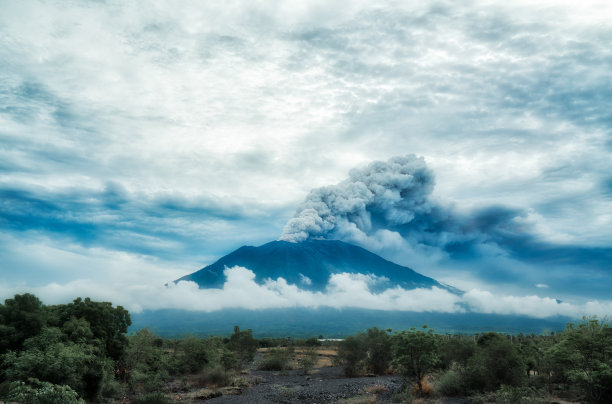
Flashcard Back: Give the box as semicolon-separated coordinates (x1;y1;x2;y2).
281;155;435;243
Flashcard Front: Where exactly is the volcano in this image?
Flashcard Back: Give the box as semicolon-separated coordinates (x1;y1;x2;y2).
176;239;458;293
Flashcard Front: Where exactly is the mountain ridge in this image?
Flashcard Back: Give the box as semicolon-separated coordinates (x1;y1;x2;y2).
176;239;458;293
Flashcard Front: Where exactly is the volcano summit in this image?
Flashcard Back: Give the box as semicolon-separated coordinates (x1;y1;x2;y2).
176;239;458;294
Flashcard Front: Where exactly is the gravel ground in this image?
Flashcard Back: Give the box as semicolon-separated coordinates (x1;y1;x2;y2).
207;366;402;404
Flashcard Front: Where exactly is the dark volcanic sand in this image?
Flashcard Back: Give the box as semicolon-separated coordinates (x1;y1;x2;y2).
207;366;401;403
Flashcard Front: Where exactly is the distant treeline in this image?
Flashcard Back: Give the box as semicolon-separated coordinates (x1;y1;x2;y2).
0;293;610;403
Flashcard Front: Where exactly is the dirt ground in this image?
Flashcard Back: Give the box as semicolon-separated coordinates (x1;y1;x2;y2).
205;366;403;404
190;348;469;404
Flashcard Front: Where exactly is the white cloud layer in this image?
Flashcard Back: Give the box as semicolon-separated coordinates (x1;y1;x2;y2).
2;266;610;320
1;1;611;306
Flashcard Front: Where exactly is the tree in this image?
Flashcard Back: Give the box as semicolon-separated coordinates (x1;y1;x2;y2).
124;328;167;394
1;328;109;400
465;333;525;391
392;326;439;395
0;293;48;354
5;379;85;404
227;326;257;368
547;317;612;403
55;297;131;361
337;335;366;377
439;336;476;369
364;327;391;375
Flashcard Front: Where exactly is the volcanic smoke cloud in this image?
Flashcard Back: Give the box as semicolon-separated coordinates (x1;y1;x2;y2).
281;155;436;243
280;154;535;266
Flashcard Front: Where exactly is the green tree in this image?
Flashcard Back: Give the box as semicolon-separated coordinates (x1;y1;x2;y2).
364;327;391;375
392;326;439;395
0;293;48;354
465;333;525;391
227;326;257;368
56;297;131;361
5;379;85;404
125;328;167;394
336;335;366;377
61;317;95;345
547;317;612;403
439;336;476;369
1;329;109;400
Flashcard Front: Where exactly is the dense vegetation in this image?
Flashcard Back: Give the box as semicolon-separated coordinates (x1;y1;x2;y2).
1;293;610;403
335;322;612;403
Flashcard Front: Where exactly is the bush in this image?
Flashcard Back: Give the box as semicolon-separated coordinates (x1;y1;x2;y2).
304;337;322;347
220;350;238;370
256;348;294;371
435;368;466;397
197;365;231;387
127;366;168;395
391;389;414;403
5;379;85;404
177;335;210;373
298;348;318;375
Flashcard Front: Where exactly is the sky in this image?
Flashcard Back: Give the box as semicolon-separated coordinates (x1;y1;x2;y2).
1;0;611;317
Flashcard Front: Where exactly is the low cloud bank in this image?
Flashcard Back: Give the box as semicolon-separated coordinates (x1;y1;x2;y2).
3;266;611;320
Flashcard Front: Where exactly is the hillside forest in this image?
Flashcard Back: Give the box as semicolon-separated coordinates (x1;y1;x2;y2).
0;293;611;403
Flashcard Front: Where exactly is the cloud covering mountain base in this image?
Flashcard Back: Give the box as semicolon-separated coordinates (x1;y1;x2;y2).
4;266;610;320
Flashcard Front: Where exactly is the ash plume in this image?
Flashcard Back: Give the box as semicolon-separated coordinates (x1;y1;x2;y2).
281;155;436;243
280;155;534;265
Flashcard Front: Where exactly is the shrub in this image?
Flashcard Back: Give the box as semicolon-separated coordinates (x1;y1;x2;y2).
435;368;466;397
197;365;231;387
391;389;414;403
256;348;294;371
220;350;238;370
304;337;322;347
298;348;318;375
411;376;434;397
5;379;85;404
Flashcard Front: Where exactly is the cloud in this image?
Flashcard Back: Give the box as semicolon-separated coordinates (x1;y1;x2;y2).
0;0;611;306
2;266;610;320
0;184;286;264
281;155;435;243
279;156;612;301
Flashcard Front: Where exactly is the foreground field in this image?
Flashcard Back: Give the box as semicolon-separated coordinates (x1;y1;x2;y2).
200;352;403;404
168;347;574;404
1;294;610;403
